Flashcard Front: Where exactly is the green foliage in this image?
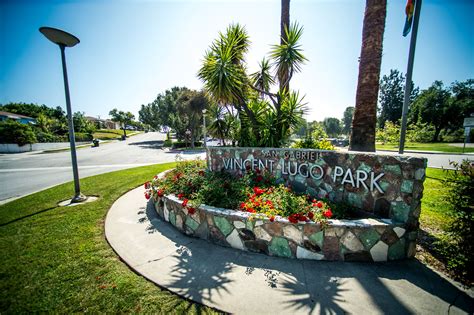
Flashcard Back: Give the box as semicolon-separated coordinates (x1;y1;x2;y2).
435;160;474;282
292;125;334;150
377;69;418;128
0;120;37;146
198;23;308;147
375;121;400;144
0;102;65;120
342;106;354;135
74;132;93;142
163;139;172;147
322;117;342;137
109;108;135;137
406;123;435;143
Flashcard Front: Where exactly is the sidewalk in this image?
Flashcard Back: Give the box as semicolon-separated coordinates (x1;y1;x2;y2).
105;187;474;314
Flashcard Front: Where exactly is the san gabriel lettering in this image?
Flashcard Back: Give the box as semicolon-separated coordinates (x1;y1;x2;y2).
221;157;385;194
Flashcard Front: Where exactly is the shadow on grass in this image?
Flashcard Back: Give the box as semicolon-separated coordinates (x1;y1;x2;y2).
140;200;473;314
0;206;57;227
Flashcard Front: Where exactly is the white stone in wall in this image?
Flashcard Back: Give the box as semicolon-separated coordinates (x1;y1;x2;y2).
341;231;364;252
175;215;183;230
226;229;245;250
255;220;264;227
370;241;388;262
393;227;406;238
254;227;272;242
234;221;246;229
296;246;324;260
283;225;303;244
164;202;169;222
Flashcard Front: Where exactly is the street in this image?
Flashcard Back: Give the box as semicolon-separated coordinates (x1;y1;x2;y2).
0;132;205;203
0;132;472;204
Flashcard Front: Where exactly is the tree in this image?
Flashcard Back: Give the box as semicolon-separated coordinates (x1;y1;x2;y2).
176;90;210;148
377;69;418;128
409;81;452;142
198;22;307;147
450;79;474;128
109;108;135;138
342;106;354;135
0;120;37;146
350;0;387;152
323;117;342;138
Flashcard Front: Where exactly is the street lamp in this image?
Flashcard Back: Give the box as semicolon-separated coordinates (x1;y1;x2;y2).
202;109;207;149
40;26;86;203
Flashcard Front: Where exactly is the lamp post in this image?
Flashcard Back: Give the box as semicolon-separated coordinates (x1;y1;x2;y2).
40;27;86;203
202;109;207;149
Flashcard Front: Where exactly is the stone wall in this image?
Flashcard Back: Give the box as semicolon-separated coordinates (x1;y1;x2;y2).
207;147;427;230
154;194;416;261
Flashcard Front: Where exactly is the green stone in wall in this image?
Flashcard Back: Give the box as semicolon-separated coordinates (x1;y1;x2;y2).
214;216;233;236
169;211;176;227
401;180;414;193
359;229;380;250
384;164;402;176
358;162;372;173
309;231;324;248
348;193;363;208
391;201;411;223
246;220;254;231
388;238;406;260
185;216;199;231
269;237;292;258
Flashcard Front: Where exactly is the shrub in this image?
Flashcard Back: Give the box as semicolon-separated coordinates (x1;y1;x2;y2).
406;123;435;143
292;135;335;150
74;132;93;142
439;128;464;143
172;141;202;149
435;160;473;282
0;120;37;146
34;131;68;143
163;139;173;147
376;121;399;144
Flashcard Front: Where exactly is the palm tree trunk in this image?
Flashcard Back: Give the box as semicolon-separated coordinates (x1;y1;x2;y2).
349;0;387;152
278;0;290;91
279;0;290;92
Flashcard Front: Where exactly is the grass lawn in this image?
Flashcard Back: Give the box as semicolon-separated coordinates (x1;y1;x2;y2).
0;165;463;312
93;129;143;140
376;142;474;153
0;163;217;314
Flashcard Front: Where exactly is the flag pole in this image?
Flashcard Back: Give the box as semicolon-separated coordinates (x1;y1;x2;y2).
399;0;422;154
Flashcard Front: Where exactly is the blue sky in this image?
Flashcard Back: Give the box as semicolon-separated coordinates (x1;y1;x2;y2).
1;0;473;122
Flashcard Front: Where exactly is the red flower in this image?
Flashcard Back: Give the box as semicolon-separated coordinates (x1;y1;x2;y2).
323;209;333;218
157;189;164;197
144;192;150;200
247;208;256;213
265;200;273;207
177;193;184;200
308;212;314;220
187;207;196;215
288;214;298;224
154;175;158;179
182;199;189;207
255;168;261;174
256;175;263;182
316;201;323;208
253;187;265;196
270;216;275;222
240;202;246;209
198;170;205;176
144;181;150;189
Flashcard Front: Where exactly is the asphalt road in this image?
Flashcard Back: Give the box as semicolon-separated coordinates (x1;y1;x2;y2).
0;132;205;203
0;132;472;204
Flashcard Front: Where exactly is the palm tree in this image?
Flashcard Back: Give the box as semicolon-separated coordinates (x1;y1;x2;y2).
349;0;387;152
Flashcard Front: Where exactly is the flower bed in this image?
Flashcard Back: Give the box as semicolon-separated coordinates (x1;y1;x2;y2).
145;161;416;261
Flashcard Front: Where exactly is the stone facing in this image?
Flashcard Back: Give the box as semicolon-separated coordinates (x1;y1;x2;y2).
154;193;416;262
207;147;427;225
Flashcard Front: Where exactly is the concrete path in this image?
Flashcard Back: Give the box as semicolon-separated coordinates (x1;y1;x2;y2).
105;186;474;314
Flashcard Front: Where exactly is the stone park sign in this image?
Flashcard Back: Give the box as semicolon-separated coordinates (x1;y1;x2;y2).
152;147;428;261
207;147;427;228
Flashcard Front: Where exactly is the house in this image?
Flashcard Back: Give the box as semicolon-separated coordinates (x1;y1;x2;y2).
0;111;36;124
85;116;120;130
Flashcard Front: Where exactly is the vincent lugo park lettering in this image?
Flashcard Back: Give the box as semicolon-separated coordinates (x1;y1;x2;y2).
221;149;385;194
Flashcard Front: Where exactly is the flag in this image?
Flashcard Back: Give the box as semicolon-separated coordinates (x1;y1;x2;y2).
403;0;415;37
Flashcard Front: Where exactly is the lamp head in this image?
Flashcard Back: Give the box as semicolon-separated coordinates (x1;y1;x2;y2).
39;27;80;47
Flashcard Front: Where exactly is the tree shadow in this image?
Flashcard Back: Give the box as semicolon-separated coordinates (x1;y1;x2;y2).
128;140;164;149
142;200;473;314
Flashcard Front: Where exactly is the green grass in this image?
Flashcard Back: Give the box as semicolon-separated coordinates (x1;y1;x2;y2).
93;129;143;140
419;168;453;232
376;142;474;153
0;163;217;314
0;165;459;312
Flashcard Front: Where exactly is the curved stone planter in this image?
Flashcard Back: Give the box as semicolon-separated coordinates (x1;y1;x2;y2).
153;193;415;262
